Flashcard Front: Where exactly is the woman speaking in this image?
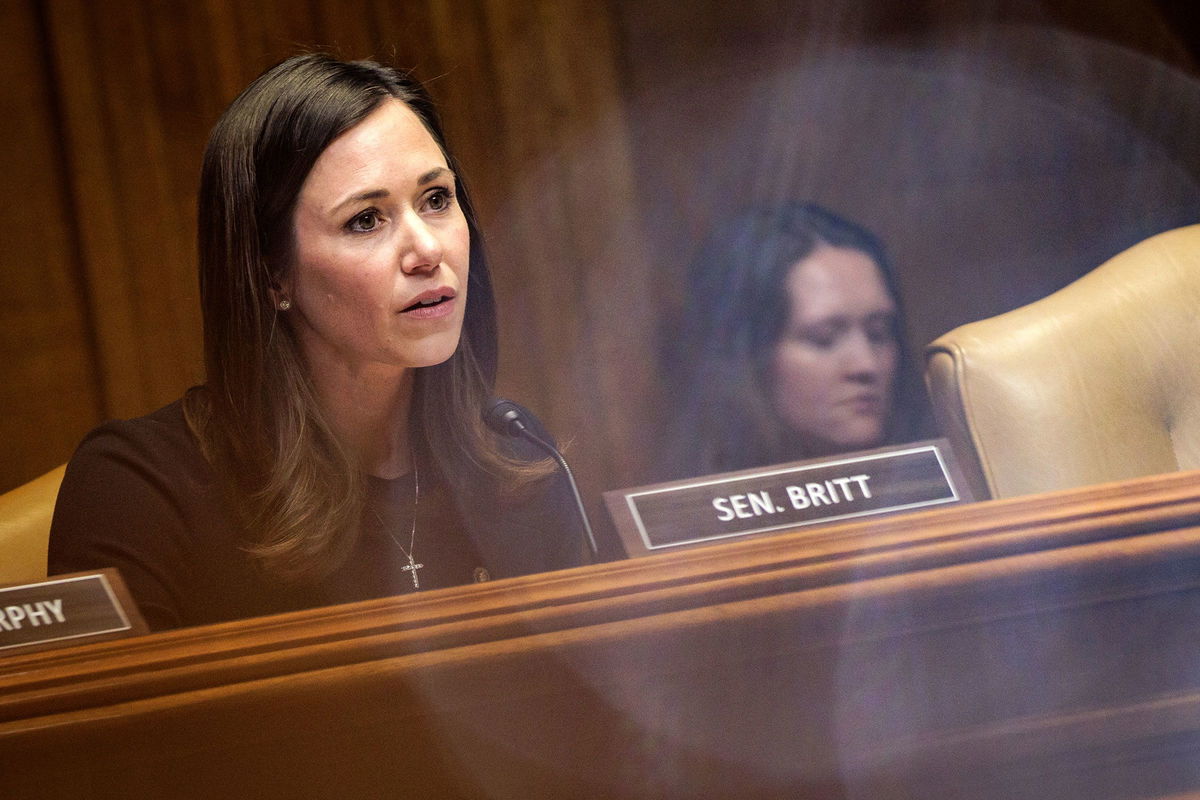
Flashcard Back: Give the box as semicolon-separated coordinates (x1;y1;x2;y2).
49;54;582;630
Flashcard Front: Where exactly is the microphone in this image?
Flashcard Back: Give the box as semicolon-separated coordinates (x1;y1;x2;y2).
485;399;600;560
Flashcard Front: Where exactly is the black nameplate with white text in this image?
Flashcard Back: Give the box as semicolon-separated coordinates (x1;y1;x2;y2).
605;442;966;556
0;570;146;655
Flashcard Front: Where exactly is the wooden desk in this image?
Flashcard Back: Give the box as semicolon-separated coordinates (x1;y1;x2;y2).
3;471;1200;799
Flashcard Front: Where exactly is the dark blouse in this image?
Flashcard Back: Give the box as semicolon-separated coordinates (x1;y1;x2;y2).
48;399;583;630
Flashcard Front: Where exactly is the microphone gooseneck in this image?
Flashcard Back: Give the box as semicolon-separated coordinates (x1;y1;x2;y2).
485;399;600;560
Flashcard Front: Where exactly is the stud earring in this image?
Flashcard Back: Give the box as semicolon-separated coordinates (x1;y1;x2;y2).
278;299;292;311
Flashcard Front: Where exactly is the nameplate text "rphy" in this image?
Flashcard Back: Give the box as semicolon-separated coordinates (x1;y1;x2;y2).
0;570;146;654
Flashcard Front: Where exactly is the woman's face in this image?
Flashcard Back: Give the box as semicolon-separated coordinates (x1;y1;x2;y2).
770;245;899;456
282;99;470;383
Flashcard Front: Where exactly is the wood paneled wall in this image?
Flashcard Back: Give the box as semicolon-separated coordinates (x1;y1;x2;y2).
0;1;103;490
2;1;1198;524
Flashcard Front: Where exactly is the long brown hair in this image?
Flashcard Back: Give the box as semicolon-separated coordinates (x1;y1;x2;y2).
185;54;541;580
658;202;923;478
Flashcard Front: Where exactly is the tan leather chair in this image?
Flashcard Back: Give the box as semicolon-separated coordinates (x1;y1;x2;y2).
0;465;66;586
925;224;1200;501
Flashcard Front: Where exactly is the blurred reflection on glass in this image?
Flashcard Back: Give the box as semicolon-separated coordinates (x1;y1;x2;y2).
657;203;923;480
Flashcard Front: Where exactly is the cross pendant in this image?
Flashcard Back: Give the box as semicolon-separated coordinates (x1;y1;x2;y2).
400;553;425;590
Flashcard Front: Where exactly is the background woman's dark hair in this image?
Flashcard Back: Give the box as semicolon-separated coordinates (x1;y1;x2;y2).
657;201;923;479
185;53;538;580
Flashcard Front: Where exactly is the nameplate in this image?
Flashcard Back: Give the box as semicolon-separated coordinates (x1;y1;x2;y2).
0;570;147;655
604;441;967;557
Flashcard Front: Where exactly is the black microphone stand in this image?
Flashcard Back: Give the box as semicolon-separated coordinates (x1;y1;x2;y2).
486;400;600;561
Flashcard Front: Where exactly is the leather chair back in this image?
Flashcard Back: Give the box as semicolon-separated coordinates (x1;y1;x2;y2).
0;465;66;586
925;225;1200;500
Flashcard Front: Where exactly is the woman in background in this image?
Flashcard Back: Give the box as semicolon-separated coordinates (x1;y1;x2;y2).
659;202;923;479
49;54;581;630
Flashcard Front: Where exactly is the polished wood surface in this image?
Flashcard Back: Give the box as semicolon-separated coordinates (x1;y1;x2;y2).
3;471;1199;798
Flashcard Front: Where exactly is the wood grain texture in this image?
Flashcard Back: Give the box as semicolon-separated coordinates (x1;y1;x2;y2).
0;0;101;490
2;470;1200;797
